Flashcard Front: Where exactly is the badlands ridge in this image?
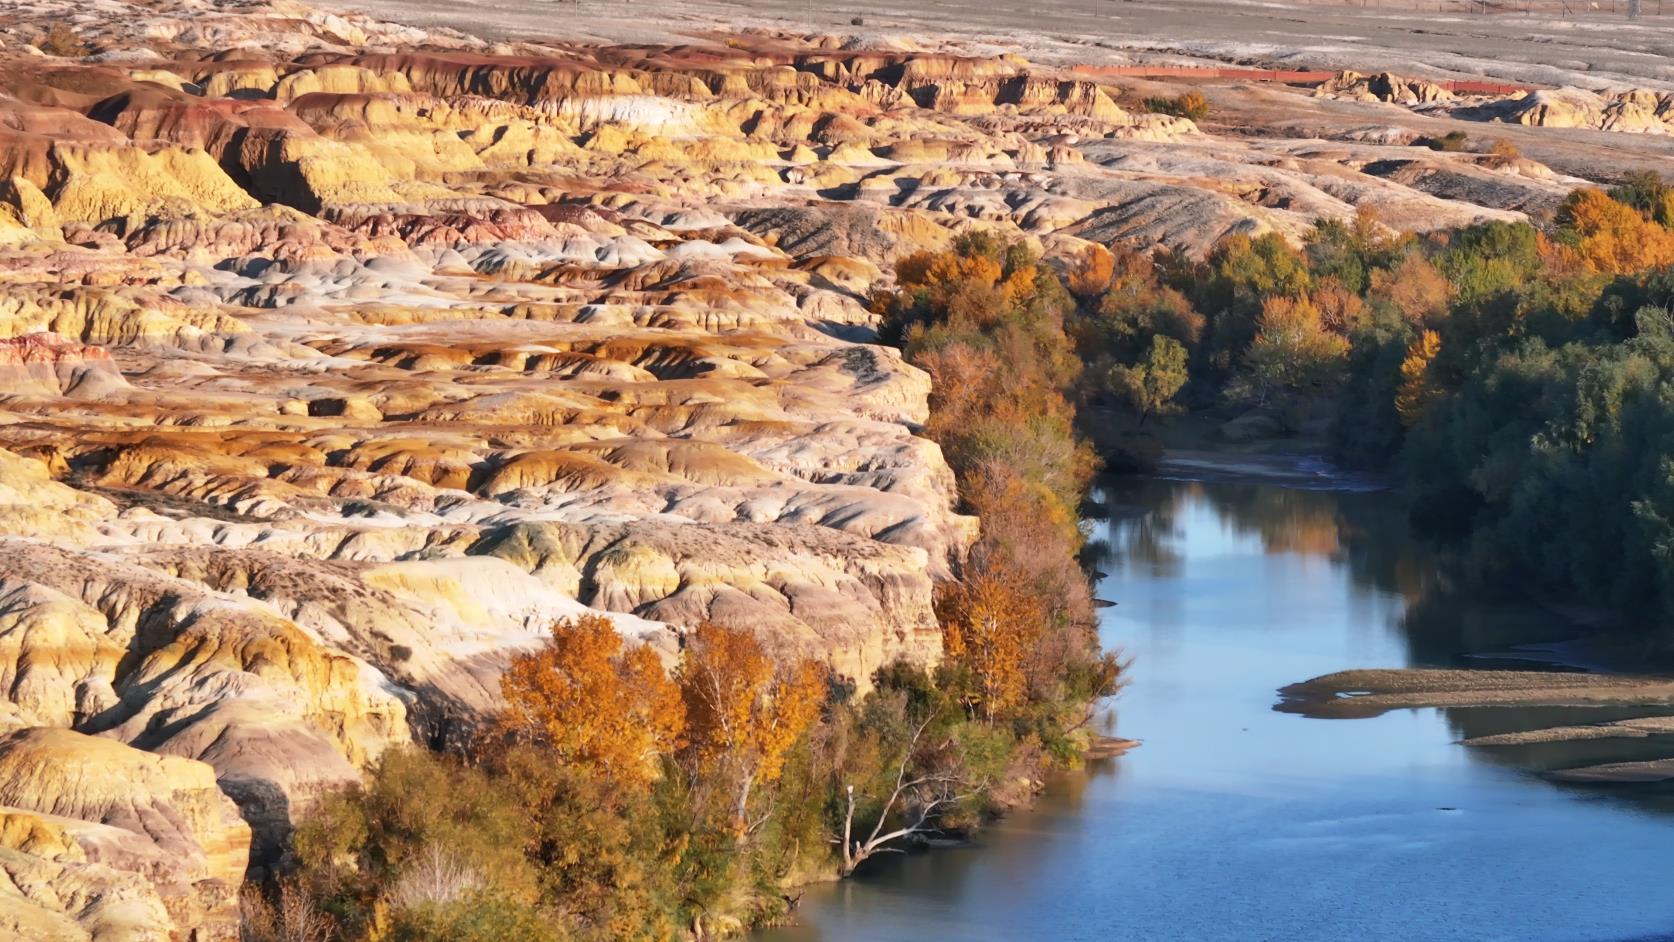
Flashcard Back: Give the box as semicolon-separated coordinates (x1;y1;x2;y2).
0;0;1657;937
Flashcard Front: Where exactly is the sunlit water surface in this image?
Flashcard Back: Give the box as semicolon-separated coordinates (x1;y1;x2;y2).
758;472;1674;942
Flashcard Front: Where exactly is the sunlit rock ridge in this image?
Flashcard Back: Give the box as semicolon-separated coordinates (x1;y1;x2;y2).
0;0;1583;937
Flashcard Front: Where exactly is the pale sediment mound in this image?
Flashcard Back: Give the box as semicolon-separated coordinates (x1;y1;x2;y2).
1487;87;1674;134
1275;668;1674;719
0;332;128;398
1460;715;1674;746
1547;756;1674;784
1314;69;1674;137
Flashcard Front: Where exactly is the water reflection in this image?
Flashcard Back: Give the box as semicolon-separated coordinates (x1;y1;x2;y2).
1103;475;1593;670
1104;473;1674;812
762;472;1674;942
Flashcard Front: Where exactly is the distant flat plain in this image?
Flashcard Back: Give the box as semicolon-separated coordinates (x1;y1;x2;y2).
346;0;1674;89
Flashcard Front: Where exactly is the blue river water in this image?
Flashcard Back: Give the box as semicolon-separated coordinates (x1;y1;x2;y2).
758;470;1674;942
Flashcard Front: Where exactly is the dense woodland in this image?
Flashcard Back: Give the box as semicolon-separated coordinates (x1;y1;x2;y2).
1061;172;1674;646
253;175;1674;940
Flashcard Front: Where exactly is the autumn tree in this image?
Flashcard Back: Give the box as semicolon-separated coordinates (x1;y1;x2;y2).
1066;243;1116;300
1558;187;1674;275
1395;330;1443;426
1310;279;1368;334
677;622;827;836
1369;253;1452;327
1233;295;1350;412
1301;207;1409;303
1196;232;1313;369
1080;254;1203;362
1107;334;1189;424
937;569;1047;723
1143;89;1209;121
890;233;1094;549
1608;170;1674;226
500;614;685;787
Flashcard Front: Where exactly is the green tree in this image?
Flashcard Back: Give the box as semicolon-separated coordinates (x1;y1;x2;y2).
1608;170;1674;226
1195;232;1313;370
1107;335;1189;424
1431;221;1544;337
291;748;545;940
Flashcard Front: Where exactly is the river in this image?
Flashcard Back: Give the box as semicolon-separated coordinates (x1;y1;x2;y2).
759;462;1674;942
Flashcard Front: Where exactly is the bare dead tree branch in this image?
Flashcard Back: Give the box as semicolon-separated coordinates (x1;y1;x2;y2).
834;711;980;876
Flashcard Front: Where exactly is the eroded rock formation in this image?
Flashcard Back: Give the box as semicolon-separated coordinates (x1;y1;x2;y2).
1314;68;1674;136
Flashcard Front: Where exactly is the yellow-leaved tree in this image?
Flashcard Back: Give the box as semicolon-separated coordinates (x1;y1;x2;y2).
500;614;685;787
1369;253;1452;328
677;622;826;836
937;569;1046;723
1395;329;1443;427
1237;295;1350;415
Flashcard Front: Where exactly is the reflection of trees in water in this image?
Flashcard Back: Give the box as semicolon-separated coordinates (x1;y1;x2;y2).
1393;575;1581;666
1197;483;1344;558
1333;493;1433;604
1092;477;1185;579
1096;472;1587;669
1339;496;1607;668
1093;473;1674;820
1079;537;1116;577
1100;475;1405;588
1096;476;1362;586
1181;479;1591;666
1338;494;1674;814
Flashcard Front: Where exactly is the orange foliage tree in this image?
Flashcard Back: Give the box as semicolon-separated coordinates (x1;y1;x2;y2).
1369;253;1452;327
1559;188;1674;275
1066;243;1116;300
937;569;1047;722
916;340;1094;544
677;622;826;834
1310;279;1367;334
499;614;685;787
890;247;1008;330
1239;295;1350;408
